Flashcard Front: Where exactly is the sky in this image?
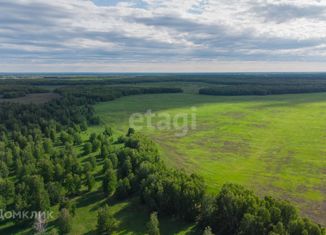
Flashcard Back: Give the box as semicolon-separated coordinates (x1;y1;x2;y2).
1;0;326;72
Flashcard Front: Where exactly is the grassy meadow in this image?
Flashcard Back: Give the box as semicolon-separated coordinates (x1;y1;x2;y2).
93;92;326;225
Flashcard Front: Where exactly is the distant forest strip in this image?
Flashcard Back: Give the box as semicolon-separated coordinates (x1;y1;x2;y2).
199;84;326;96
56;86;183;102
3;73;326;87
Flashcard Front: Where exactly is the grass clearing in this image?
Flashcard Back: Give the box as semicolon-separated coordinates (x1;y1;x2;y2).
94;92;326;225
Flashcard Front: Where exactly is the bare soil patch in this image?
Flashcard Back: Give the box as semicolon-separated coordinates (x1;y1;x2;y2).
0;92;61;104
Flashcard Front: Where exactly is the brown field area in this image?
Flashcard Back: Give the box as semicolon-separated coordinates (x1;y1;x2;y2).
0;92;60;104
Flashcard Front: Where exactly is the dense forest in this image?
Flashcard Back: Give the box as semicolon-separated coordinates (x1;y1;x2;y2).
0;85;48;98
3;73;326;87
0;79;325;234
3;73;326;96
198;84;326;96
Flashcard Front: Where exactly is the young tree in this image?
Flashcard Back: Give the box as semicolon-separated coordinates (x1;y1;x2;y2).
120;158;132;177
92;139;101;152
58;208;72;234
203;226;214;235
102;159;113;173
86;172;96;192
0;196;6;211
97;205;117;235
47;182;65;205
43;138;54;154
100;144;109;159
116;178;131;200
73;132;82;145
89;156;97;169
83;142;92;155
102;169;117;197
38;159;54;183
147;212;160;235
83;161;93;174
0;161;9;178
25;175;50;212
59;199;76;217
127;128;135;137
103;126;113;137
54;163;64;182
65;173;82;196
60;131;73;145
89;133;97;143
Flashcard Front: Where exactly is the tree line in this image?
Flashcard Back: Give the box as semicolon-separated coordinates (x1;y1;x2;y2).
55;86;182;102
199;84;326;96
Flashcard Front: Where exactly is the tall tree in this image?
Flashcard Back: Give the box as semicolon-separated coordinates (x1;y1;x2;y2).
97;205;117;235
58;208;72;234
147;212;160;235
102;169;117;197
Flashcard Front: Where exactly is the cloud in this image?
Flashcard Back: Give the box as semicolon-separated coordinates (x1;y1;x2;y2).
0;0;326;72
252;2;326;23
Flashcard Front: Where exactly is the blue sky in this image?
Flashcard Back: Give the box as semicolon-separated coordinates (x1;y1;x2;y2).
92;0;119;5
1;0;326;72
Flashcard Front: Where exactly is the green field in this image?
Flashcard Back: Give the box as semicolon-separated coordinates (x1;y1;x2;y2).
94;92;326;225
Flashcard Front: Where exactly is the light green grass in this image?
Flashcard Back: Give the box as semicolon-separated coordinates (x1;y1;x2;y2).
94;93;326;225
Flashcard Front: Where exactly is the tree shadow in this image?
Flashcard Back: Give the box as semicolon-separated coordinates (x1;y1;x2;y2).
76;190;106;209
115;197;197;235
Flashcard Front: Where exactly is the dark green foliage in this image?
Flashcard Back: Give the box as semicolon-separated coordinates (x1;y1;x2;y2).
47;182;65;205
38;159;55;183
199;84;326;96
0;179;14;205
0;196;5;211
102;169;117;197
59;199;76;217
58;208;72;234
140;170;205;221
147;212;160;235
60;132;73;145
0;161;9;178
92;139;101;152
96;205;118;235
83;142;92;155
16;175;50;212
202;226;214;235
103;126;113;137
56;86;183;103
102;158;113;173
86;172;96;192
65;173;82;196
90;156;97;169
199;184;324;235
83;162;93;173
116;178;131;199
127;127;135;137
